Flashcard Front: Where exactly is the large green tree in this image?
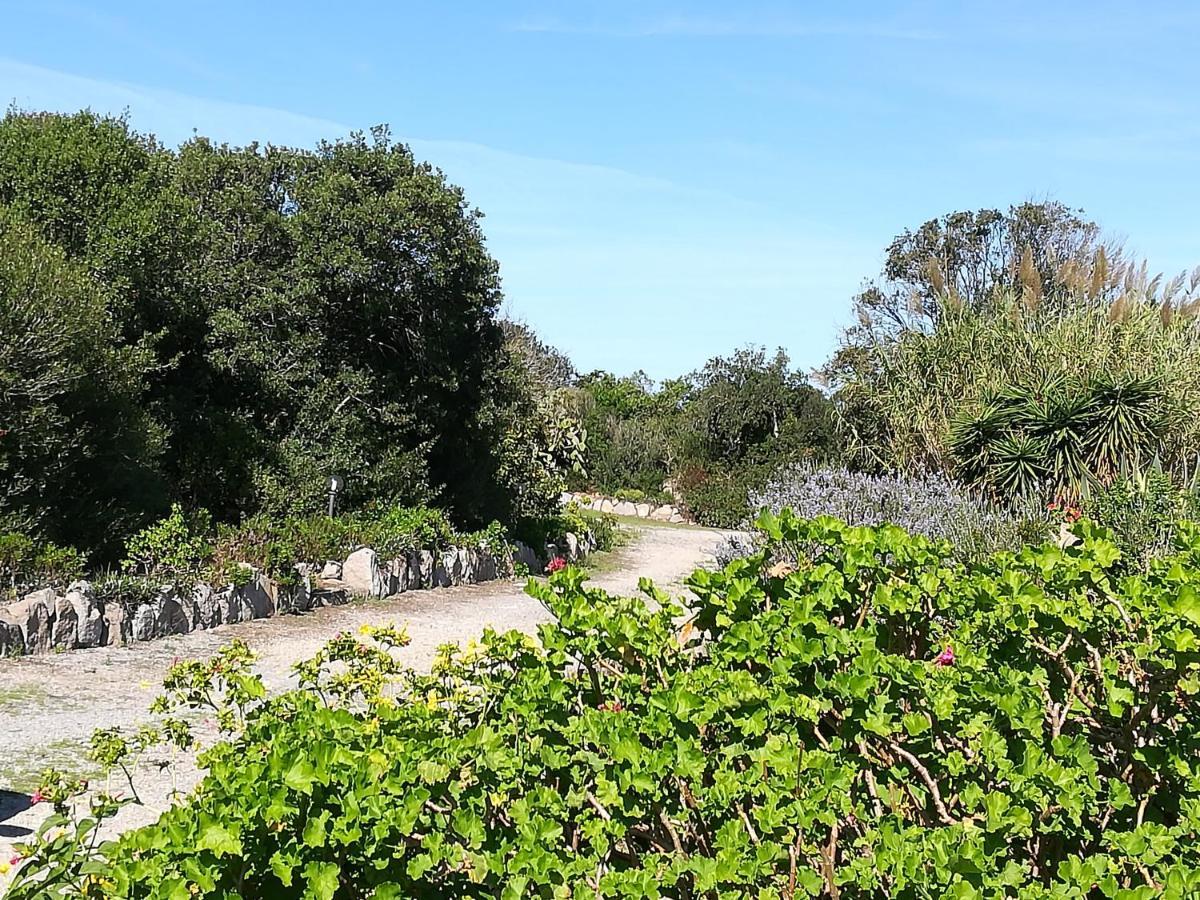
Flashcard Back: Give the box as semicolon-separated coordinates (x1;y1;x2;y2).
0;110;543;554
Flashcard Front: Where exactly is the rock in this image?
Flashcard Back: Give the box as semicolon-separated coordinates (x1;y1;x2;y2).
194;583;221;629
6;589;54;654
457;547;476;584
418;551;435;589
237;577;275;618
67;581;104;648
50;592;78;649
319;560;343;581
650;505;674;521
0;618;24;656
475;551;498;582
614;501;637;517
343;548;386;598
406;552;423;591
131;604;156;641
385;556;409;596
669;513;686;524
634;503;652;518
599;499;615;513
512;541;541;575
157;587;193;635
559;492;575;506
589;498;604;511
435;549;457;587
564;532;580;561
103;602;129;646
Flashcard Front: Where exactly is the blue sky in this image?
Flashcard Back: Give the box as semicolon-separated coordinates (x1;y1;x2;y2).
4;1;1200;380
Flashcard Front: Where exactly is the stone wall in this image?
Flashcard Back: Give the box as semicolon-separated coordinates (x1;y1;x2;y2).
562;491;690;524
0;532;596;658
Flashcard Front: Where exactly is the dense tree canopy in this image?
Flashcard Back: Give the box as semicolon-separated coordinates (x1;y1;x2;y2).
0;110;546;556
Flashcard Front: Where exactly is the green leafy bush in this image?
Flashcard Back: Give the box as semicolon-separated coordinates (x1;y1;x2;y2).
1084;468;1200;568
123;504;214;580
0;530;85;593
514;502;619;554
91;573;158;614
15;513;1200;897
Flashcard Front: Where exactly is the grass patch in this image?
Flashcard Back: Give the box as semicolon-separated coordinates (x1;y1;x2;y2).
609;514;717;532
0;739;96;794
0;684;50;712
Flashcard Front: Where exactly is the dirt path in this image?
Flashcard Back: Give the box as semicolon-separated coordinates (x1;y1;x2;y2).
0;523;726;862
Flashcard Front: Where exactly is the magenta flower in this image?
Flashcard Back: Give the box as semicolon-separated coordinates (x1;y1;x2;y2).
546;556;567;574
29;790;43;805
933;645;956;667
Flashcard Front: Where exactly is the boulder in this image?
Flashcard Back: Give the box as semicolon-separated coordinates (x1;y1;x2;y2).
52;592;79;649
343;548;386;598
68;582;105;648
457;547;476;584
103;602;129;646
319;560;343;581
669;513;686;524
6;589;54;654
635;503;652;518
385;556;409;596
131;604;156;641
405;552;423;591
156;587;193;635
194;583;221;629
589;498;605;511
0;619;25;656
599;499;615;513
512;541;541;575
614;501;638;517
434;549;457;587
475;551;498;583
650;505;674;521
418;551;436;589
237;577;275;618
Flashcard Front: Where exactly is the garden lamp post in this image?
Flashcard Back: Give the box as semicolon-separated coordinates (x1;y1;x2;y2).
327;474;344;517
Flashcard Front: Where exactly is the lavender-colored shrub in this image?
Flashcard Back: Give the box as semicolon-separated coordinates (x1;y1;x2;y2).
716;466;1048;565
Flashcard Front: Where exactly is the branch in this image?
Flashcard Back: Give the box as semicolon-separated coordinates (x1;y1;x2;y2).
884;739;960;826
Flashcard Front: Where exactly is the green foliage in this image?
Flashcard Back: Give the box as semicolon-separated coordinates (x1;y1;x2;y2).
828;209;1200;482
1084;467;1200;568
91;574;158;615
514;502;619;555
576;348;838;527
15;514;1200;897
0;531;85;592
950;374;1166;501
123;504;214;580
0;108;559;560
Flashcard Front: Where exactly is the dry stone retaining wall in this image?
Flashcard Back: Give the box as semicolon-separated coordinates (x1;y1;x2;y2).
562;491;690;524
0;532;596;659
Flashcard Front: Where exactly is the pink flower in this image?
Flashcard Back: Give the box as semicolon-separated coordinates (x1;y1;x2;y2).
29;790;43;805
546;557;567;574
8;854;20;866
933;645;956;667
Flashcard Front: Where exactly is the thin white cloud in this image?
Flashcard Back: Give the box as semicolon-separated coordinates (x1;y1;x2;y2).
512;14;941;40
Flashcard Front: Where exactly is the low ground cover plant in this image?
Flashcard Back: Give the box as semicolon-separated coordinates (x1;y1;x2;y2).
9;511;1200;897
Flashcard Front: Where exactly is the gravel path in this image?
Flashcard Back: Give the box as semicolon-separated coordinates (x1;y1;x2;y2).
0;523;726;864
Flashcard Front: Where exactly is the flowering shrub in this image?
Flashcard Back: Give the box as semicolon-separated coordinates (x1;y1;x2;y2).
545;555;567;574
10;512;1200;896
736;465;1049;563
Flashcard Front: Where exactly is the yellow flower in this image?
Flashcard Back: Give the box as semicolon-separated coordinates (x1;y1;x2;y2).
0;860;10;875
358;623;373;636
